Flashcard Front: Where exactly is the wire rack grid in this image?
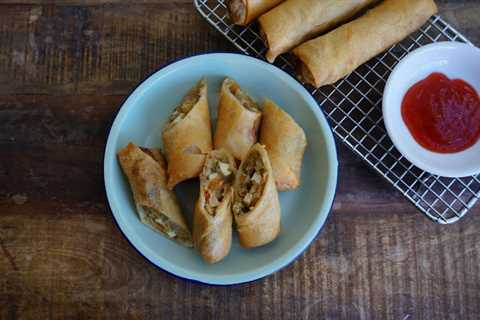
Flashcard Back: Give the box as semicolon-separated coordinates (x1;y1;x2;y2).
194;0;480;224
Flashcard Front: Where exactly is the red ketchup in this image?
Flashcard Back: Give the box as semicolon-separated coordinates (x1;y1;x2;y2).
401;72;480;153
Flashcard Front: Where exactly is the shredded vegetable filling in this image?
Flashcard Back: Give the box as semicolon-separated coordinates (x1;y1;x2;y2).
226;79;259;112
168;82;202;126
203;155;234;216
233;151;267;215
143;207;177;238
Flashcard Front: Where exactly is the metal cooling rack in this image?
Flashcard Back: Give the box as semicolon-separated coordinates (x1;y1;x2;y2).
194;0;480;224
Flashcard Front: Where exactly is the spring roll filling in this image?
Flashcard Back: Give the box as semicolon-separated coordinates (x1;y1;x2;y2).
233;151;268;215
167;82;202;126
203;155;234;216
225;79;259;112
142;206;190;242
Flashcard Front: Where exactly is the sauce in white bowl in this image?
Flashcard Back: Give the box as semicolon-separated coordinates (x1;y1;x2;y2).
383;42;480;178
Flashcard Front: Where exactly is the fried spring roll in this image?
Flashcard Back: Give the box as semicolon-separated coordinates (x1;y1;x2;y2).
227;0;285;26
259;0;379;62
293;0;438;87
193;150;237;263
118;142;193;247
162;79;213;189
259;99;307;191
233;144;280;248
214;78;262;161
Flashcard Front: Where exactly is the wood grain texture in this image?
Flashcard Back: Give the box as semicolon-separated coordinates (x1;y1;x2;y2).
0;1;479;319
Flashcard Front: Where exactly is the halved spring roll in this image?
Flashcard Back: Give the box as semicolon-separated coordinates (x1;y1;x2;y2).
233;143;280;248
193;149;237;263
259;99;307;191
214;78;262;161
259;0;379;62
227;0;285;26
292;0;438;87
162;79;213;189
117;142;193;247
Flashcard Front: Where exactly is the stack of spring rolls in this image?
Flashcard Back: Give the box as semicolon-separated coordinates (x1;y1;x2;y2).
227;0;438;87
118;78;307;264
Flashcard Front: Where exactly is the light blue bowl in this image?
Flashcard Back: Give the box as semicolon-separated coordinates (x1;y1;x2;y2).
104;53;338;285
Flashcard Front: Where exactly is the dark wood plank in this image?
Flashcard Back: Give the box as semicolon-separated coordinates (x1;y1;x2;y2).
0;1;479;320
0;4;233;95
0;197;479;319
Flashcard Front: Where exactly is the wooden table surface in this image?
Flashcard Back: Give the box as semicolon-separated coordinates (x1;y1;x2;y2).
1;1;479;319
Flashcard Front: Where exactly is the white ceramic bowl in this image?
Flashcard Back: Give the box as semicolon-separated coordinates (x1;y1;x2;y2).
104;53;338;285
383;42;480;178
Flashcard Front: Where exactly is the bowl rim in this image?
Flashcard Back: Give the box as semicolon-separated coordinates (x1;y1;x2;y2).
103;52;339;285
383;41;480;178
